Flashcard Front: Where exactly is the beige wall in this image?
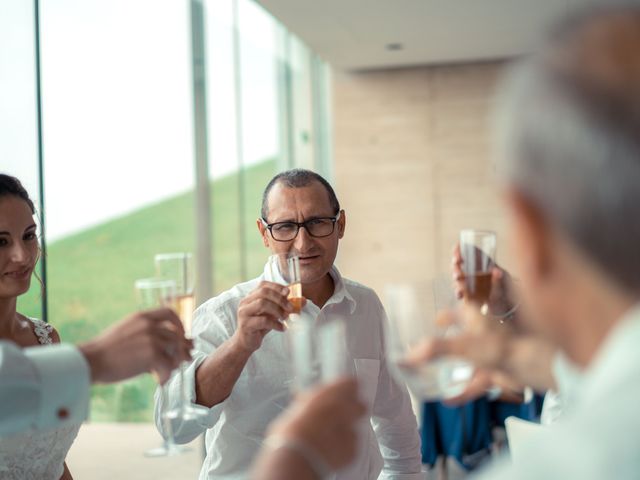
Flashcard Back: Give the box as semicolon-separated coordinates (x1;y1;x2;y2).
333;61;512;296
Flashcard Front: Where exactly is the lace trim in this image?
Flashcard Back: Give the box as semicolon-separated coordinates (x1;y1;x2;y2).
0;422;80;479
28;317;54;345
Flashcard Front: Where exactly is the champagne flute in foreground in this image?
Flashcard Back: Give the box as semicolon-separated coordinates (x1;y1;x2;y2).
287;317;365;477
268;253;303;328
384;279;474;400
155;252;209;422
459;230;497;315
287;317;350;393
134;277;185;457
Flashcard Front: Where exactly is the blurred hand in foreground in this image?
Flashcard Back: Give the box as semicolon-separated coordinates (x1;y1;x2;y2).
252;377;367;480
405;305;557;404
79;307;192;385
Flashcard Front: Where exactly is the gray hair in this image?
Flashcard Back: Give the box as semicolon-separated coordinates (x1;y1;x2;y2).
261;169;340;220
494;5;640;293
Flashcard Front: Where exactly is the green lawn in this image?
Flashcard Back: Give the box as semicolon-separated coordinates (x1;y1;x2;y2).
17;159;276;421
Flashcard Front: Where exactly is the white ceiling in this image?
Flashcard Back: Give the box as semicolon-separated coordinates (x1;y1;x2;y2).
256;0;596;71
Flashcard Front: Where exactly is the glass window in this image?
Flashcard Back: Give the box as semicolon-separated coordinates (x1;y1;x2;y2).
40;0;195;422
203;0;333;290
1;0;43;320
32;0;331;424
237;0;281;278
206;0;244;292
6;0;332;475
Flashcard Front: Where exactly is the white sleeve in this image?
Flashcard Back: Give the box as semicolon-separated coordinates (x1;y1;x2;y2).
154;299;234;444
0;341;90;436
372;301;424;480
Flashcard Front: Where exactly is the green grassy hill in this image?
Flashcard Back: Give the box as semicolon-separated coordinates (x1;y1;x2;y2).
18;159;276;421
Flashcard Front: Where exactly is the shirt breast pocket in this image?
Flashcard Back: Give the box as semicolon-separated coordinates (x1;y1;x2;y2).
353;358;380;409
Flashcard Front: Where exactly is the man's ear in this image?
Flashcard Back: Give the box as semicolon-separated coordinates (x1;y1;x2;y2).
257;218;270;248
337;210;346;239
504;188;552;283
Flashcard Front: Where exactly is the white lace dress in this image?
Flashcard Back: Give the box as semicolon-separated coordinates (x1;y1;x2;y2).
0;318;81;479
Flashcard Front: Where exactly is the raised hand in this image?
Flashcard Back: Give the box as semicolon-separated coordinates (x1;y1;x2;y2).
233;281;295;353
452;243;518;320
253;378;366;479
79;307;192;385
403;305;556;401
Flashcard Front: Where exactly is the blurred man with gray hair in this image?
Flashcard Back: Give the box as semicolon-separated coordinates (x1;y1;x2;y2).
481;4;640;478
416;4;640;479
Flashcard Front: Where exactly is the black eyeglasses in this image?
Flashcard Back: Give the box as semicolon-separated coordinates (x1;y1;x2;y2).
261;211;341;242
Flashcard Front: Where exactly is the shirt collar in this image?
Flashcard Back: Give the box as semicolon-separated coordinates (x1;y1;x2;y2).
326;265;357;314
570;302;640;403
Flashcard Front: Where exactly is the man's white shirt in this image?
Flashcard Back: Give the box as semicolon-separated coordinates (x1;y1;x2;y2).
156;261;423;480
540;350;584;425
0;341;90;436
473;304;640;479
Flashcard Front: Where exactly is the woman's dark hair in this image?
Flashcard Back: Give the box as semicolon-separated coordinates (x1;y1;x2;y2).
0;174;35;213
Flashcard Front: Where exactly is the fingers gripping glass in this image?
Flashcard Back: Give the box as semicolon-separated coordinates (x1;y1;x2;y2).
384;279;474;400
262;212;341;242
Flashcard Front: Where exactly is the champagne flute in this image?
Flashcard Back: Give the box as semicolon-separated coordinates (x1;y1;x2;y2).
267;253;303;328
134;277;185;457
287;317;350;393
383;279;474;400
154;252;209;421
459;230;497;315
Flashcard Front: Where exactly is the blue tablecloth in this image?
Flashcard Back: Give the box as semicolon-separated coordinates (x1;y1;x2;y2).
421;394;544;470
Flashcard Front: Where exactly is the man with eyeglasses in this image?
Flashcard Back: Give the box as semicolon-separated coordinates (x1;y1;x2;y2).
156;169;422;480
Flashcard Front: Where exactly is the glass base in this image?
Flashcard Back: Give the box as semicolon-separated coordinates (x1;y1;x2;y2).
180;403;210;421
144;407;192;457
144;443;190;457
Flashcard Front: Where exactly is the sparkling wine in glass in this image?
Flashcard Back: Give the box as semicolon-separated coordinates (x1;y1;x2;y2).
268;253;303;327
154;252;208;422
155;253;195;333
459;230;497;315
134;277;185;457
384;279;474;400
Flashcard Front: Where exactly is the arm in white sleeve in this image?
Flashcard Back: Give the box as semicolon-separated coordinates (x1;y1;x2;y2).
154;300;234;444
372;358;424;479
154;352;226;444
0;340;90;436
372;308;423;480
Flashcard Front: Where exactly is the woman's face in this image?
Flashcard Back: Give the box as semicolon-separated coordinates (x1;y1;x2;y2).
0;196;38;299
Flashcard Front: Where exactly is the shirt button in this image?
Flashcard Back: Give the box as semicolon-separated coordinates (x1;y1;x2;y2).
57;407;69;420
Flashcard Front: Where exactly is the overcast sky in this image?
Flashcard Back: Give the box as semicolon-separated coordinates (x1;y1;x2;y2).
2;0;281;240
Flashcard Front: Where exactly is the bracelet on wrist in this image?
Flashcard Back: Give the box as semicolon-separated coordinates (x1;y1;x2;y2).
491;302;520;324
264;435;332;480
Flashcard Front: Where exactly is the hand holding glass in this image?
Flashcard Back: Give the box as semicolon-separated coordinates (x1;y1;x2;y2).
384;279;474;400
